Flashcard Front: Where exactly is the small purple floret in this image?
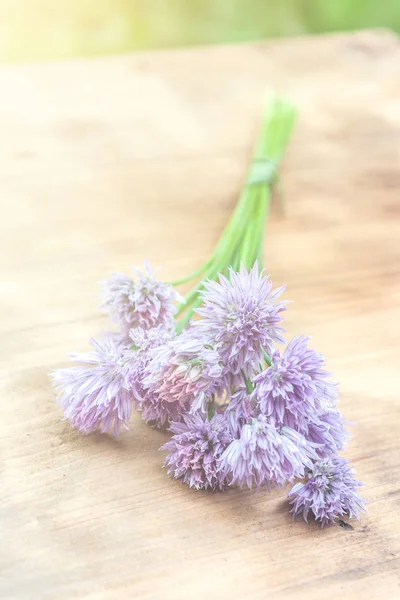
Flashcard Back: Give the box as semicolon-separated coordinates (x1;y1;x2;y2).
162;413;233;490
143;328;225;413
288;456;365;526
100;262;182;334
128;327;183;428
196;263;286;375
253;335;338;431
220;414;318;489
52;335;136;435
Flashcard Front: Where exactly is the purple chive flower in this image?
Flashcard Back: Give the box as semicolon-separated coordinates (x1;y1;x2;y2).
196;263;286;375
128;327;184;428
138;389;186;429
143;328;225;413
305;409;348;458
225;388;257;436
220;414;318;489
288;456;365;526
52;335;136;436
253;336;338;432
162;412;233;490
100;262;182;335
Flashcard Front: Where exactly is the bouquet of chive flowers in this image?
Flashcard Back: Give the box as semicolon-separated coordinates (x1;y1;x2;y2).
52;98;365;527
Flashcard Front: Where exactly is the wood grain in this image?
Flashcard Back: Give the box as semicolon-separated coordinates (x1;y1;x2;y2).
1;30;400;600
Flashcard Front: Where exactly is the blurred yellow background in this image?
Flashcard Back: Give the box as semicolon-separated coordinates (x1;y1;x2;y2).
1;0;399;63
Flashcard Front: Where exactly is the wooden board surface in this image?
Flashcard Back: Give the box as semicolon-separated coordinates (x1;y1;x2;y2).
1;30;400;600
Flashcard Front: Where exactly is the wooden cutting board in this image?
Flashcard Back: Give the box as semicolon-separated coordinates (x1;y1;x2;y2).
1;30;399;600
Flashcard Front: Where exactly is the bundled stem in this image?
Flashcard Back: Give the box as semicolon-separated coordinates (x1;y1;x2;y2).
175;96;297;332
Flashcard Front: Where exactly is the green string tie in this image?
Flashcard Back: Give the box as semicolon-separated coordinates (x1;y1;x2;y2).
247;157;277;186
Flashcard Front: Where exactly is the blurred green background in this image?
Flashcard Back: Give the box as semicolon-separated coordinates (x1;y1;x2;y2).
1;0;399;63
